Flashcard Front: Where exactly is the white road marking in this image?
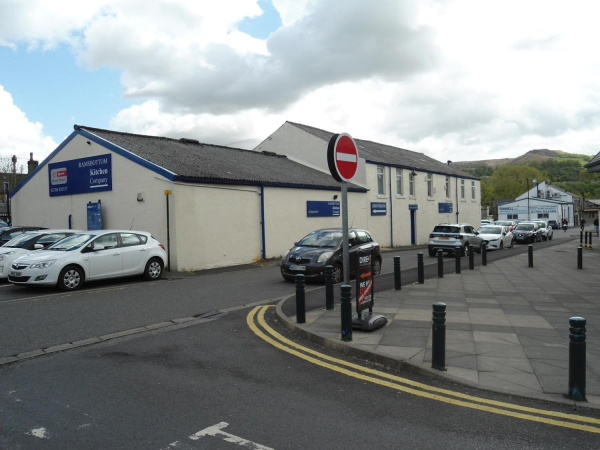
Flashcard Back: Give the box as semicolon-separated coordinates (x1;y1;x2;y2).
185;422;274;449
28;427;49;439
336;152;356;163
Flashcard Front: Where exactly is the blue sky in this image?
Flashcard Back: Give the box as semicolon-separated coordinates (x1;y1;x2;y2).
1;1;600;165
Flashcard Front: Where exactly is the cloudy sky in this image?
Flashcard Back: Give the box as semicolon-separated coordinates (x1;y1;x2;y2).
1;0;600;167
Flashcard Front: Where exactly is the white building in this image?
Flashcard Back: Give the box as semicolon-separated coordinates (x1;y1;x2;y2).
11;125;370;271
255;122;482;247
514;180;580;226
497;197;571;224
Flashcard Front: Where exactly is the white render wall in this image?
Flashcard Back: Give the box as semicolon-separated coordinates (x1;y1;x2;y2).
498;198;573;225
11;134;176;261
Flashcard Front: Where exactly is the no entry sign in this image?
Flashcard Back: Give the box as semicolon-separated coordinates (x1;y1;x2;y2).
327;133;359;182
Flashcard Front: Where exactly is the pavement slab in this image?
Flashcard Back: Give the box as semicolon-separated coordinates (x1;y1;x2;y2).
286;239;600;404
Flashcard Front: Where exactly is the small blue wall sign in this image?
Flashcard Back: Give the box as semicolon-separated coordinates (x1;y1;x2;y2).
87;201;103;230
439;202;453;213
409;204;419;211
371;202;387;216
307;201;340;217
49;154;112;197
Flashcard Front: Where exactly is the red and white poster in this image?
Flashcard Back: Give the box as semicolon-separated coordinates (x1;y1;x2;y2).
356;250;374;313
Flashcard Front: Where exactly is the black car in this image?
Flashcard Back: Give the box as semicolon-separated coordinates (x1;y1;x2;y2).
281;228;382;283
0;226;46;246
512;222;542;244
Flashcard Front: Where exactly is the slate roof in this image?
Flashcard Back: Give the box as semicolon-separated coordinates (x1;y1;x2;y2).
77;126;367;192
287;122;478;180
585;151;600;169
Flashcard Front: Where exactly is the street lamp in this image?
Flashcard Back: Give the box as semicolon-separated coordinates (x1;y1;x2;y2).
525;178;530;221
448;160;458;223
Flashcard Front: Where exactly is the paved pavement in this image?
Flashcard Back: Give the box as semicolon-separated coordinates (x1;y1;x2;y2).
279;237;600;406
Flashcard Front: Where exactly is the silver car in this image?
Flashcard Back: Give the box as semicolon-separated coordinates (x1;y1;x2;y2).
477;225;514;250
428;223;483;257
532;220;553;241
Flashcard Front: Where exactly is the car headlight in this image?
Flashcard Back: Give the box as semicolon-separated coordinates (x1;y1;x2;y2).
30;260;56;269
0;251;15;262
317;251;333;263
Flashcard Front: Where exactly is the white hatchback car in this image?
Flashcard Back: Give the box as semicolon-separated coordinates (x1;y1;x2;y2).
8;230;167;291
0;229;80;279
476;225;514;250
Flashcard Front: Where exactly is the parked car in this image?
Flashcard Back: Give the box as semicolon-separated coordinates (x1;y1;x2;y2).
428;223;483;257
481;219;493;226
0;219;8;227
0;226;46;246
280;228;382;284
494;220;517;232
547;220;560;230
0;229;79;279
8;230;166;290
477;225;514;250
532;220;553;241
513;222;542;244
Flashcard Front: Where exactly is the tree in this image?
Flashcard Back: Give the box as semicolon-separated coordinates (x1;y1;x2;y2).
487;166;548;199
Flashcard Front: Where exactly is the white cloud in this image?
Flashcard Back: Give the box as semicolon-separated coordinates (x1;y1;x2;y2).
2;0;600;162
0;86;57;164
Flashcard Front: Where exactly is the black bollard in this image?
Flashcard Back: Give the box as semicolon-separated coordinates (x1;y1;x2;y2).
455;246;461;274
568;317;586;401
432;302;447;371
482;242;487;266
340;285;352;342
417;252;424;284
325;265;334;310
437;249;443;278
528;244;533;268
295;274;306;324
580;230;583;247
578;246;583;270
394;256;401;290
585;231;588;249
590;231;593;250
468;245;474;270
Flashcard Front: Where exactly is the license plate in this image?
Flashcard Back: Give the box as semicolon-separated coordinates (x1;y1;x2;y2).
289;265;306;271
10;271;21;277
439;237;450;240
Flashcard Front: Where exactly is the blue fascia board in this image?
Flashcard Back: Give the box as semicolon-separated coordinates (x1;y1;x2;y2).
364;159;480;181
9;129;176;199
173;176;368;192
9;129;79;198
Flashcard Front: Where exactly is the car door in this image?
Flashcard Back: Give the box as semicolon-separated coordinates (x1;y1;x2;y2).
502;227;511;246
348;231;360;274
88;233;123;279
120;233;148;274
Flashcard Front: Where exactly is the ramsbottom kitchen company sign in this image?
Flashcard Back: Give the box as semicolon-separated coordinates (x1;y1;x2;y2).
48;154;112;197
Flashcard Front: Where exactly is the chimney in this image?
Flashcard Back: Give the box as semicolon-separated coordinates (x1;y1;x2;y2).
27;153;38;174
11;155;16;174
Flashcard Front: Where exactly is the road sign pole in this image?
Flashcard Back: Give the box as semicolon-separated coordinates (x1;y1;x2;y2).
342;181;350;285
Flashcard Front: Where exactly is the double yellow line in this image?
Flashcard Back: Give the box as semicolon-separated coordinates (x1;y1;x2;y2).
248;305;600;434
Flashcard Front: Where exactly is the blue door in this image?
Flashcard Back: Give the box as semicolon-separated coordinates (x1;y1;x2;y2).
410;210;416;244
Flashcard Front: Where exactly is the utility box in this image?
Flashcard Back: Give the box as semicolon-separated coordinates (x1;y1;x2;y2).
87;201;103;230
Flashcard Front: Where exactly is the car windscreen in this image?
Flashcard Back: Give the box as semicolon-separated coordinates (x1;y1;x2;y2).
3;233;40;248
297;231;342;247
433;226;460;233
479;227;502;234
46;234;94;251
516;224;534;231
495;221;511;226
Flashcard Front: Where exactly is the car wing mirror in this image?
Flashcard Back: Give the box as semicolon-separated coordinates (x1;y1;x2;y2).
94;244;105;251
33;243;43;249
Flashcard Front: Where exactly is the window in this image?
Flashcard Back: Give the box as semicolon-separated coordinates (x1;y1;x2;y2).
445;176;450;198
93;233;119;250
427;173;433;197
396;169;403;195
537;213;549;219
37;233;68;247
356;230;370;243
377;166;385;195
409;172;415;196
507;214;518;219
461;179;465;199
471;181;476;200
120;233;142;247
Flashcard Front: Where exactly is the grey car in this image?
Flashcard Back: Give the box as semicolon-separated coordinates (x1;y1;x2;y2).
428;223;483;257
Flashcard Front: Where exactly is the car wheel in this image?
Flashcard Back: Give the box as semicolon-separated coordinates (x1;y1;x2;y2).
477;243;483;254
428;247;436;257
461;245;469;257
144;258;163;281
372;258;382;276
57;265;84;291
510;239;514;248
500;241;504;250
549;234;553;241
332;263;343;284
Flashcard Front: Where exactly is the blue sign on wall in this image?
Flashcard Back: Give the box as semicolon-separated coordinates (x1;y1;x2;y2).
409;204;419;211
371;202;387;216
87;201;103;230
439;202;453;213
307;201;340;217
49;154;112;197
